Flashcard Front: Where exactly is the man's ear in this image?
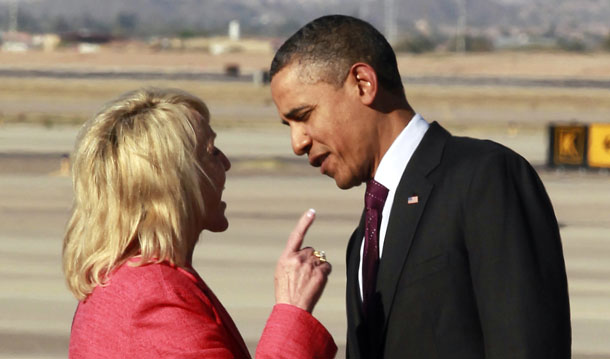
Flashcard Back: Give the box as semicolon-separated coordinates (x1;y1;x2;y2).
349;63;378;106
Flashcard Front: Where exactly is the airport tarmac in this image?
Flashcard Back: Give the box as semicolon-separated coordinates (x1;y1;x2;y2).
1;124;609;358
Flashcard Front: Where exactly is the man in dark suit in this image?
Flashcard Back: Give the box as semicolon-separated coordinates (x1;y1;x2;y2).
269;15;571;358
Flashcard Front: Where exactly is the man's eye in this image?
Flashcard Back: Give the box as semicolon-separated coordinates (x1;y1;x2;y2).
298;111;312;122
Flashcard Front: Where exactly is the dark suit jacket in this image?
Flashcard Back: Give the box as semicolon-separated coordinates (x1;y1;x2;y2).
346;122;571;359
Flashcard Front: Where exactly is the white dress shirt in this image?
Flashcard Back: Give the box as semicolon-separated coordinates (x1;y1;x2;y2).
358;114;430;299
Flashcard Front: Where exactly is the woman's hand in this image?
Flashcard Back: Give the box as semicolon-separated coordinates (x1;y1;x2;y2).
274;209;332;313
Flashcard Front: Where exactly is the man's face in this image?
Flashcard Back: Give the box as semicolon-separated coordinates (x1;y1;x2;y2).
271;64;377;189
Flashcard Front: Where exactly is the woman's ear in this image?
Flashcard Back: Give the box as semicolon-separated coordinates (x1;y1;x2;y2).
349;63;377;106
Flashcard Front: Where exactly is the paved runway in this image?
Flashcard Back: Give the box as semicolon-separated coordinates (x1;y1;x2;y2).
0;125;609;358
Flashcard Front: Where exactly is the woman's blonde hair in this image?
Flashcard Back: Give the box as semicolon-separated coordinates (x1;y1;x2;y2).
63;87;212;300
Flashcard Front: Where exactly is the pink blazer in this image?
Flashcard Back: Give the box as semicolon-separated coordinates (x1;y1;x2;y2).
69;262;336;358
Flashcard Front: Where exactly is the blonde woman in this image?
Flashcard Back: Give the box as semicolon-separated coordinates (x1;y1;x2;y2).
63;88;336;358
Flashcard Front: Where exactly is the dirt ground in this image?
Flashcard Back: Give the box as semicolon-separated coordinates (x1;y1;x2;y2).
1;50;610;79
1;50;609;128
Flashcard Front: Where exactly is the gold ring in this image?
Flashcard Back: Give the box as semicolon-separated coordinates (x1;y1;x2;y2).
313;250;327;263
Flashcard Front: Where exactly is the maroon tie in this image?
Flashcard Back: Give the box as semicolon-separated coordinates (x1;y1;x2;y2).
362;179;389;318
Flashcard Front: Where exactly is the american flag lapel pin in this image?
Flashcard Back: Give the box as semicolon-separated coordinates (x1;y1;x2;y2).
407;195;419;205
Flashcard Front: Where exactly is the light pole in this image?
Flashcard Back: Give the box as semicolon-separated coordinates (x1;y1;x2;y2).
359;0;371;20
384;0;397;44
455;0;467;53
8;0;18;32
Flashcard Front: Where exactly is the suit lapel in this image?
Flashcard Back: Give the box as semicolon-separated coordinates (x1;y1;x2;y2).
346;210;366;358
376;173;432;319
376;122;450;330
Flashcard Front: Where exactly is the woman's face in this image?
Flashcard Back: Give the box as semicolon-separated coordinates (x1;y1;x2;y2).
196;118;231;233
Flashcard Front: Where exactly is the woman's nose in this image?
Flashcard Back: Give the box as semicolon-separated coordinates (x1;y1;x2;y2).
219;149;231;171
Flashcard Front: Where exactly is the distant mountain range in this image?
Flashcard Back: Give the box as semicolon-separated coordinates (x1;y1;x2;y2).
4;0;610;40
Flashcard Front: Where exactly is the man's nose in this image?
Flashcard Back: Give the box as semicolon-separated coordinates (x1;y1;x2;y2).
291;126;311;156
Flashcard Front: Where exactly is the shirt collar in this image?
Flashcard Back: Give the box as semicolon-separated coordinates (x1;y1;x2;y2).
374;113;429;192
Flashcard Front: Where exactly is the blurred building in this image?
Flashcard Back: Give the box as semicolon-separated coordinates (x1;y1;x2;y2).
150;36;273;54
0;31;32;52
33;34;62;52
228;20;240;41
59;30;115;54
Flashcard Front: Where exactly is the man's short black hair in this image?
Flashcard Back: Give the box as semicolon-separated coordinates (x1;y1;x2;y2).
270;15;404;94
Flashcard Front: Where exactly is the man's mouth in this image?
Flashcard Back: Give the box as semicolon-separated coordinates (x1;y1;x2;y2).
309;153;329;168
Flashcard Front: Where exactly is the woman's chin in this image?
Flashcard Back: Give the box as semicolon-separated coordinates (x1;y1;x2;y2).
203;215;229;233
210;219;229;232
200;202;229;233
